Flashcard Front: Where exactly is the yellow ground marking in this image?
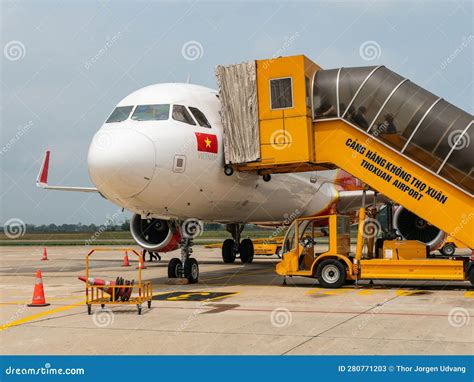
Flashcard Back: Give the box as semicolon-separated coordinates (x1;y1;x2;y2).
306;288;350;296
357;289;377;295
155;291;239;302
0;302;84;331
0;296;84;305
395;289;426;296
464;291;474;299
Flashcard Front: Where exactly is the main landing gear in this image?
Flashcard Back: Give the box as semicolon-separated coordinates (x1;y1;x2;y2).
168;238;199;283
221;223;254;264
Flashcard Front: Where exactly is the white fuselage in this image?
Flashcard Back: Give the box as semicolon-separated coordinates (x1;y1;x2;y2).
87;83;342;223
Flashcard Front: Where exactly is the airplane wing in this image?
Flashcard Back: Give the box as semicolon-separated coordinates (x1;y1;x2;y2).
36;150;98;192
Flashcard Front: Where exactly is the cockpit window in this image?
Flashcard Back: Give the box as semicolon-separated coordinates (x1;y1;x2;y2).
105;106;133;123
172;105;196;125
189;107;211;128
131;104;170;121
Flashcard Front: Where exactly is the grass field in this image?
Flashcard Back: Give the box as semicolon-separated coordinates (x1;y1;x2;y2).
0;230;278;246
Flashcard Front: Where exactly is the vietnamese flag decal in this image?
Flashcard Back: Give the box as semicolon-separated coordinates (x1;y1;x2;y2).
195;132;218;154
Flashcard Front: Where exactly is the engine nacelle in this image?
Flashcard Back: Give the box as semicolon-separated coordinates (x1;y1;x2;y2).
393;207;445;250
130;214;181;252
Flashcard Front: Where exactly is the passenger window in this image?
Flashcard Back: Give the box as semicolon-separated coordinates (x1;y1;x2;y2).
106;106;133;123
131;104;170;121
270;77;293;110
189;107;211;128
172;105;196;125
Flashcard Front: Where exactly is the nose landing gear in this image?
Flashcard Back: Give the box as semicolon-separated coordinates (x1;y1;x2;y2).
167;238;199;283
221;223;254;264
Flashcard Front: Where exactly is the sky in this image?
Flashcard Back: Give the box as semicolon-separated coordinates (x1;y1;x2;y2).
0;0;472;225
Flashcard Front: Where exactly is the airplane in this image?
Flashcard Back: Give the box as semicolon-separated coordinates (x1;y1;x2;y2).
36;82;445;283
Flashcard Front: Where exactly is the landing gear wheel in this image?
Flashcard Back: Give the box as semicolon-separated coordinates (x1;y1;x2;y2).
222;238;236;263
439;243;455;256
168;258;182;278
224;165;234;176
184;258;199;283
239;238;254;264
316;259;346;288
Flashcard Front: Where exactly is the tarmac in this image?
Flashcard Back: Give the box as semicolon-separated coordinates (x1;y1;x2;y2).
0;246;472;355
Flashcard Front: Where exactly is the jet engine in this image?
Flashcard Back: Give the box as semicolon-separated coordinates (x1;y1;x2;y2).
393;207;445;250
130;214;181;252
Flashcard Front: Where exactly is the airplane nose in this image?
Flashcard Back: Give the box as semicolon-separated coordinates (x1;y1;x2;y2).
88;128;155;199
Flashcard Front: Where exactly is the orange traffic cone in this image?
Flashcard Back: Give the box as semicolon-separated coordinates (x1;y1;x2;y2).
41;247;48;261
122;251;130;267
78;276;115;295
136;253;147;269
27;270;50;307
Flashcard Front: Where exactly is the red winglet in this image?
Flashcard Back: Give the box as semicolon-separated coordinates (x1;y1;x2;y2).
38;150;50;185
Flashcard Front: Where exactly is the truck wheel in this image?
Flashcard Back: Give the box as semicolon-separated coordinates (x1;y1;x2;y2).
440;243;455;256
168;258;182;278
239;238;254;264
316;259;346;288
222;239;236;263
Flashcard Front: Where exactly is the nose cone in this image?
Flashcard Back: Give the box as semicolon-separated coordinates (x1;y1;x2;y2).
88;128;155;198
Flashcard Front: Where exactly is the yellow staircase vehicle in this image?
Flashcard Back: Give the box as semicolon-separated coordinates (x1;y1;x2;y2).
216;55;473;250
